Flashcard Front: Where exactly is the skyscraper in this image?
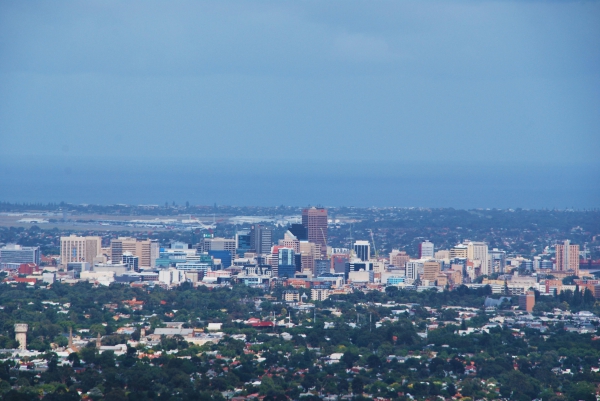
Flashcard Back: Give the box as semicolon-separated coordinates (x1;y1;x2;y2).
466;241;489;276
199;237;236;256
289;223;308;241
110;237;158;269
555;240;579;276
389;250;410;268
278;248;296;278
250;224;272;255
235;230;252;255
449;244;468;259
122;253;140;272
488;248;507;274
60;235;102;267
302;207;328;258
422;261;441;283
419;241;434;259
278;231;300;253
354;240;371;262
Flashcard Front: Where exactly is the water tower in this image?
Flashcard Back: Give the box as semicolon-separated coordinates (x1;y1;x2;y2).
14;324;28;350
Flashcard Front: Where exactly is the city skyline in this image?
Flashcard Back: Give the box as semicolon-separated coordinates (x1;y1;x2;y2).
0;2;599;399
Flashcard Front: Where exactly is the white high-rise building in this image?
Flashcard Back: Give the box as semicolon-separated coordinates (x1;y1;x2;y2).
467;241;489;276
353;240;371;262
406;260;424;281
419;241;434;259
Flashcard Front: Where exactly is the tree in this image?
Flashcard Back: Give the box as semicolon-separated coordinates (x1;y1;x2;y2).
79;346;97;365
566;381;595;401
103;388;127;401
259;376;276;395
341;350;359;369
351;376;365;394
583;288;594;305
67;352;81;367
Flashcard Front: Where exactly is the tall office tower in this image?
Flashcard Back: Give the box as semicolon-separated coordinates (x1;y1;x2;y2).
406;260;423;281
0;244;41;269
353;240;371;262
555;240;580;276
314;259;330;276
235;230;252;255
60;235;102;267
422;261;441;283
122;253;140;272
389;250;410;268
269;245;282;276
449;244;468;259
299;241;320;273
302;207;328;258
110;237;158;269
435;250;450;260
199;237;236;256
278;248;296;278
331;254;349;275
279;231;300;253
250;224;272;255
289;223;308;241
419;241;434;259
467;241;489;276
488;248;507;274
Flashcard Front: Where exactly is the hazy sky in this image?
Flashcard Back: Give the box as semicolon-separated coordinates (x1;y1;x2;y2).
1;0;598;166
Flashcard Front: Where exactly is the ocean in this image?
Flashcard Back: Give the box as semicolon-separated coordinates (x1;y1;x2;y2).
0;159;598;209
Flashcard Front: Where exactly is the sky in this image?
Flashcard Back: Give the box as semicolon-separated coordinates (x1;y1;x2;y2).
0;1;598;207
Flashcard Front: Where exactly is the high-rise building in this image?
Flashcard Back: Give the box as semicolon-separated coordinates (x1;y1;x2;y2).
422;261;441;283
299;241;320;273
0;244;41;269
278;248;296;278
555;240;580;276
353;240;371;262
250;225;272;255
389;250;410;268
289;224;308;241
207;250;233;268
315;259;330;276
279;231;300;253
331;254;349;276
122;253;140;272
302;207;327;258
467;241;489;276
110;237;158;269
60;235;102;267
488;248;507;274
406;260;424;281
235;230;252;255
449;244;468;259
419;241;434;259
198;237;236;256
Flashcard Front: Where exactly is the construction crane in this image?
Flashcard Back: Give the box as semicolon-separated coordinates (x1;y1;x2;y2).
348;223;354;259
369;229;379;259
320;227;327;258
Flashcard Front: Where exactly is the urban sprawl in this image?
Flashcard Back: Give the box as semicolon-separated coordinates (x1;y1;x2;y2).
0;205;599;401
